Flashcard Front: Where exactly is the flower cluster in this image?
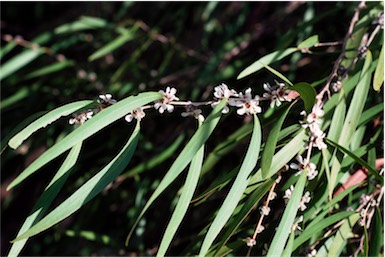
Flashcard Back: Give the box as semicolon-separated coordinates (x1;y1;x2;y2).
263;81;292;108
125;107;146;122
69;111;93;125
290;155;318;180
284;186;311;211
154;86;180;114
300;104;327;150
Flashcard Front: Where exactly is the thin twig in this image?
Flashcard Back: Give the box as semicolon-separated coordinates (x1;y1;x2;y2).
317;1;366;106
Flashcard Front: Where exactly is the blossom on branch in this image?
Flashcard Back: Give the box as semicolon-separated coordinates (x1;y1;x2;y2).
125;107;146;122
263;81;292;108
154;86;180;114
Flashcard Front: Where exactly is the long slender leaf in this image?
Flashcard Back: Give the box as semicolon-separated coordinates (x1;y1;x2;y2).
214;179;274;255
329;50;373;195
297;35;319;49
326;138;383;183
7;92;161;190
125;99;226;246
282;229;295;257
369;206;383;257
0;49;42;81
198;114;262;257
8;142;83;256
237;48;297;79
24;60;74;79
88;27;137;61
261;103;293;178
8;100;94;150
326;213;360;257
373;42;384;91
259;62;293;86
246;129;306;192
292;211;355;252
12;122;140;241
54;16;108;34
266;171;307;257
157;134;204;256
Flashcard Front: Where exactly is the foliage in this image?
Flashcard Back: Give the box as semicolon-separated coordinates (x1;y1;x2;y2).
1;2;383;256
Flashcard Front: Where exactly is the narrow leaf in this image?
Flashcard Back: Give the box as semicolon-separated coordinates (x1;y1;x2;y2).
7;92;161;190
282;229;295;257
157;139;204;256
89;27;137;61
297;35;319;49
329;50;373;193
326;213;360;257
259;62;293;86
199;114;262;257
8;100;93;150
326;138;383;183
237;48;297;79
24;60;74;79
261;103;293;178
8;142;82;256
125;99;226;246
369;207;383;257
373;43;384;91
54;16;108;34
214;179;274;255
291;82;316;113
0;49;41;81
292;211;355;252
266;171;307;257
12;123;140;241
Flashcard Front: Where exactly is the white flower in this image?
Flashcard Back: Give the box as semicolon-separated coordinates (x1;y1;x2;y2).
246;237;256;247
259;206;271;216
234;88;262;115
211;83;238;114
213;83;238;99
256;225;265;234
300;104;327;150
125;107;145;122
360;194;371;205
284;185;294;203
69;110;93;125
307;249;317;257
98;94;117;105
290;155;318;180
269;192;277;201
263;81;292;108
292;215;303;232
154;86;179;114
275;175;282;184
181;106;204;122
299;191;311;211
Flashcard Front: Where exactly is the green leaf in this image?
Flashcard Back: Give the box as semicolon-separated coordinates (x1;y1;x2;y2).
213;179;274;255
199;114;262;257
7;92;162;190
290;82;316;113
297;35;319;49
125;99;226;246
0;49;42;81
157;134;204;256
261;103;293;179
329;50;373;193
258;62;293;86
266;171;307;257
247;129;306;190
373;43;384;91
369;207;383;257
7;142;82;256
282;228;295;257
12;123;140;241
292;211;355;252
325;213;360;257
88;27;137;61
54;16;108;34
326;138;383;183
237;48;297;79
0;87;29;110
8;100;94;150
24;60;74;79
